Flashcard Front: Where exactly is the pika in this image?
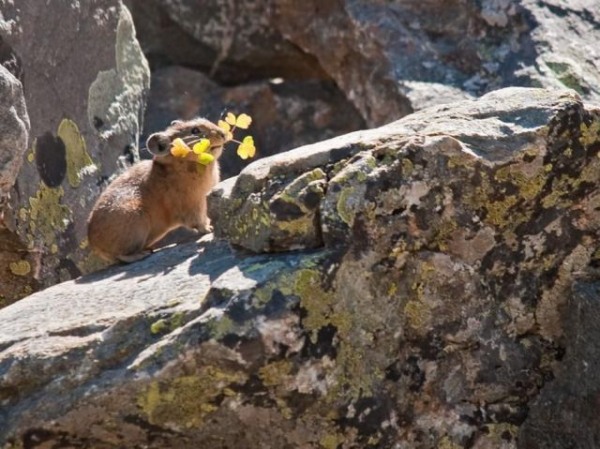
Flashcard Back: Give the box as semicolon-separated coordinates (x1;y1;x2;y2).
87;118;227;263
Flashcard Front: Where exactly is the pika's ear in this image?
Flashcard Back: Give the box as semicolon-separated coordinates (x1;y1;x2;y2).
146;133;170;156
170;119;183;126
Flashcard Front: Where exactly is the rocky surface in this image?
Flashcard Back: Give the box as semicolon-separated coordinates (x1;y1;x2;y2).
0;0;149;305
2;87;600;448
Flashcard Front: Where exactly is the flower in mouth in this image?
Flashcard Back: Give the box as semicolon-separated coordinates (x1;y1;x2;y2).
170;137;215;165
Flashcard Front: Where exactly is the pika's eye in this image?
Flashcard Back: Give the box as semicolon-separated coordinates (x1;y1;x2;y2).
191;127;201;135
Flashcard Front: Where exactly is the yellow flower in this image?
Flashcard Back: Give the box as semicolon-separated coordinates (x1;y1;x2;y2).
217;120;234;141
224;112;252;130
197;153;215;165
192;139;211;154
170;138;191;157
237;136;256;159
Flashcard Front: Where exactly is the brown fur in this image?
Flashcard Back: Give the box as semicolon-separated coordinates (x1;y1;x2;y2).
87;118;227;263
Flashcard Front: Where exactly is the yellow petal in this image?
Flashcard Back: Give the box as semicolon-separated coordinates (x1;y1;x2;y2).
225;112;237;126
235;113;252;129
192;139;211;154
197;153;215;165
218;120;231;132
237;135;256;160
170;138;192;157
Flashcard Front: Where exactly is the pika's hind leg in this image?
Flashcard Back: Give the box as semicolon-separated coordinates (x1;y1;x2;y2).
106;215;154;264
117;250;153;263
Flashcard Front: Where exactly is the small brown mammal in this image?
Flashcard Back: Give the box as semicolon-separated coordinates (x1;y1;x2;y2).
87;118;227;263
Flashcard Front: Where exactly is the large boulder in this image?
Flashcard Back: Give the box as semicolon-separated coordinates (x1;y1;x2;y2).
2;87;600;448
0;0;150;305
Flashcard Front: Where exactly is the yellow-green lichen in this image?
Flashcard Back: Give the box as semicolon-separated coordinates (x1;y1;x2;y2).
482;423;519;443
494;165;548;201
258;360;292;387
580;120;600;147
336;187;357;226
150;313;186;335
296;269;343;342
138;367;246;428
27;183;71;247
401;157;414;175
150;319;168;335
9;260;30;276
57;118;95;188
320;432;346;449
485;195;519;227
432;219;458;251
205;314;236;340
438;436;463;449
404;298;432;330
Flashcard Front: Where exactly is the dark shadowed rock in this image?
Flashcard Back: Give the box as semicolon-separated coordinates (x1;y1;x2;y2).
142;65;365;180
518;280;600;449
124;0;327;83
3;87;600;447
0;0;149;304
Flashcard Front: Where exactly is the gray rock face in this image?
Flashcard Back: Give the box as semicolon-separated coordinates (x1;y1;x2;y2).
272;0;600;126
0;64;28;196
3;87;600;448
0;0;149;304
124;0;326;83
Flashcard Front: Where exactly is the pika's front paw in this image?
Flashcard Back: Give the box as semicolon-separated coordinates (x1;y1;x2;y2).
198;223;213;234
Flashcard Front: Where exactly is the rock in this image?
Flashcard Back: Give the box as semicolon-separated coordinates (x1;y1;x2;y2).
127;0;600;129
271;0;600;126
124;0;327;83
0;0;150;303
518;280;600;448
0;64;29;196
3;87;600;447
142;66;365;180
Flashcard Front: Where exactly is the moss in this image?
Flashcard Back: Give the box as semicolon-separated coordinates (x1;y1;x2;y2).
57;118;95;188
9;260;30;276
138;367;246;428
150;312;187;335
